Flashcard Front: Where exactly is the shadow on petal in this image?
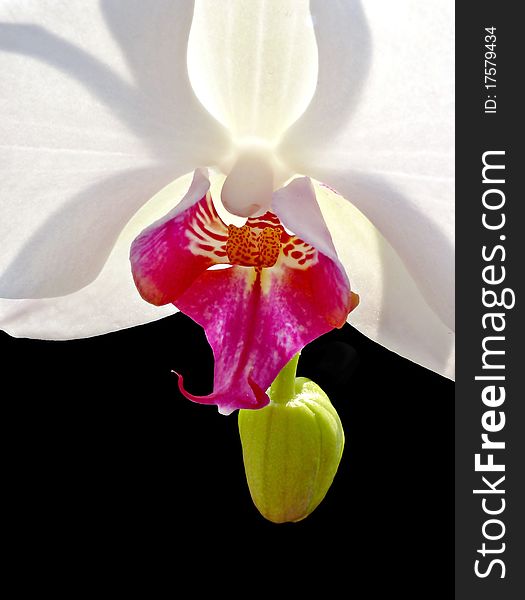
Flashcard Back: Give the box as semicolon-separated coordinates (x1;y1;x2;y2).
100;0;229;160
342;170;455;333
0;166;180;299
0;23;152;149
0;3;229;162
279;0;371;155
312;168;454;331
0;2;233;299
310;174;454;378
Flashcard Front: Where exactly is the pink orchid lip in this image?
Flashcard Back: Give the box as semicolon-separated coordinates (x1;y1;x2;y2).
130;170;357;415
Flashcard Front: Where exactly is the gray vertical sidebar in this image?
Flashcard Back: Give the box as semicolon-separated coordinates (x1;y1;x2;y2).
456;2;524;598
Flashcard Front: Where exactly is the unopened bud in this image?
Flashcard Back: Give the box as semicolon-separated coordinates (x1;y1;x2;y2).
238;376;344;523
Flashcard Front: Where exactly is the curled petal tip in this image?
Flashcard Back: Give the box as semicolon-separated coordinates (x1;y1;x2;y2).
173;370;269;416
247;377;271;410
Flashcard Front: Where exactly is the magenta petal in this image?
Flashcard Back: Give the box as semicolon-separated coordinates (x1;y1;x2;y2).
130;169;229;305
130;171;354;415
175;254;352;415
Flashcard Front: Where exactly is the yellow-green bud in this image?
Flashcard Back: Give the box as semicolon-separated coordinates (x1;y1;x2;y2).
238;376;344;523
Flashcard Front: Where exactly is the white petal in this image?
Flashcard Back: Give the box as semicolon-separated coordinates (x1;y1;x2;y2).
272;177;339;264
279;0;372;154
282;1;453;165
0;0;228;299
0;249;177;340
313;182;454;380
280;1;454;331
0;172;206;339
187;0;318;143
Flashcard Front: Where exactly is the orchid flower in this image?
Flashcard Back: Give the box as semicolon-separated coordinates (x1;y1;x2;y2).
129;168;358;414
0;0;454;405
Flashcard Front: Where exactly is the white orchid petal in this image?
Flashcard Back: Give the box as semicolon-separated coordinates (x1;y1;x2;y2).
313;182;454;379
187;0;318;143
279;0;371;155
221;146;275;216
0;1;228;299
282;1;453;164
281;1;454;343
272;177;339;264
306;169;454;333
0;171;207;339
0;253;177;341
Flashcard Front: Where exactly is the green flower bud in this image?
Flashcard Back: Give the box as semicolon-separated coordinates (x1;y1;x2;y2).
238;365;344;523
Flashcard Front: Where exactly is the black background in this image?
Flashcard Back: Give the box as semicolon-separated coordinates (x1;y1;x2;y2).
1;316;453;590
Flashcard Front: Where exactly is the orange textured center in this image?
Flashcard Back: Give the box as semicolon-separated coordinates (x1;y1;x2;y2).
226;224;282;268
